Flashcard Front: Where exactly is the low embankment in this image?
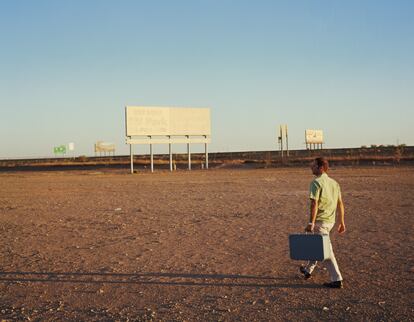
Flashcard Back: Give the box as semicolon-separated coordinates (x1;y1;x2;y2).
0;146;412;171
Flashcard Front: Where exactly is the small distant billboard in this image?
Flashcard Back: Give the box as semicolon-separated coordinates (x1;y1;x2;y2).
95;141;115;153
53;145;66;155
68;142;75;151
305;130;323;144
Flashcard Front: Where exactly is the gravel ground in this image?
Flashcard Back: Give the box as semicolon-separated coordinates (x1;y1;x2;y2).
0;166;413;321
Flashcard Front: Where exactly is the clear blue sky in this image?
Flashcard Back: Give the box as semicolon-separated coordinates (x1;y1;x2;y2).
1;0;413;158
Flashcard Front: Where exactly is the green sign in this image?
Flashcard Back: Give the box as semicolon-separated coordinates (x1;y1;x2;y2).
53;145;66;155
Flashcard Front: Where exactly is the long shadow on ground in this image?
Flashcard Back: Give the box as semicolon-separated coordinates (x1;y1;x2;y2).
0;271;321;289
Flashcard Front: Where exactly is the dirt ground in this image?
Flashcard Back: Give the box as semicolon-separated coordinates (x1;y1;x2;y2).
0;166;413;321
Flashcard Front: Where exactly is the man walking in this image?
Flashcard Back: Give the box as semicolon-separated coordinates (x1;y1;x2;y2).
300;157;346;288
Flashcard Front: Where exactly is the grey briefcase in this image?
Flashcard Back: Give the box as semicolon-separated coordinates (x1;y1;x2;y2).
289;234;331;261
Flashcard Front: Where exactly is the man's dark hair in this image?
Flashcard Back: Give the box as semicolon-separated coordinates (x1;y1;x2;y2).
315;157;329;171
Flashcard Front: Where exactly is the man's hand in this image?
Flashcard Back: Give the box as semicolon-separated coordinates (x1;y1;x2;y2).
337;223;346;234
305;223;314;232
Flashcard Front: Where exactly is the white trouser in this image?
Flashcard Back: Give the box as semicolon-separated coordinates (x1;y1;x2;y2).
304;221;343;282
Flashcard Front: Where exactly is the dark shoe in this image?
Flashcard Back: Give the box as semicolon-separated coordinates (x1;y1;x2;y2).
300;266;312;279
323;280;343;289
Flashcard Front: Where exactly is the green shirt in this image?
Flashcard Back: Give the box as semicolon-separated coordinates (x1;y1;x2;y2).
309;172;341;223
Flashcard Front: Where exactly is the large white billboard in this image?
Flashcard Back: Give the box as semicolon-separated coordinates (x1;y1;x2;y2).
125;106;211;136
305;129;324;144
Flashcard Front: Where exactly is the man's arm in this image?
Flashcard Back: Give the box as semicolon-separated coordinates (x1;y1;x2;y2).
337;197;346;233
305;199;318;232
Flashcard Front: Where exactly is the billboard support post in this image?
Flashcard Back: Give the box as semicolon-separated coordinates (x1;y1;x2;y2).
280;126;284;158
187;136;191;170
150;137;154;173
130;144;134;174
205;135;209;169
278;125;288;160
285;125;289;157
169;136;173;172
